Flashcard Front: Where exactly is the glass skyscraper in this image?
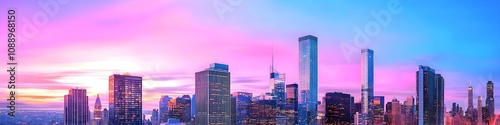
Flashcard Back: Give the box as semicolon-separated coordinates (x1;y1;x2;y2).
64;88;89;125
486;81;494;122
361;49;374;125
195;63;231;125
298;35;318;125
416;65;444;125
108;74;143;124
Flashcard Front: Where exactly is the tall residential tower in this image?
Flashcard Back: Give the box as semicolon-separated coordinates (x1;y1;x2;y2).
361;49;374;125
298;35;318;124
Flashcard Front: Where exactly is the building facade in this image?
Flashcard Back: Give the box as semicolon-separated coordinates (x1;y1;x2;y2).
159;95;171;123
93;94;102;125
324;92;352;125
108;74;143;124
361;49;374;125
298;35;318;125
233;92;253;125
373;96;384;125
64;88;89;125
416;65;444;125
195;63;231;125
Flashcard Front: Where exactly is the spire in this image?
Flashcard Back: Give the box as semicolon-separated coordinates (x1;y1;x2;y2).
272;46;274;70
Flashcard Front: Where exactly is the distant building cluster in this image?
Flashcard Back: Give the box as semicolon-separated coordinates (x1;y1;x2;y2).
57;35;498;125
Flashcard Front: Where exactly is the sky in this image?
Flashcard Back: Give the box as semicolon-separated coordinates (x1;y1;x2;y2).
0;0;499;114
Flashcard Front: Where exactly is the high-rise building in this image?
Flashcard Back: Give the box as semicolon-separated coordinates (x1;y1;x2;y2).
246;94;277;124
152;109;159;125
102;108;109;125
93;94;103;125
64;88;90;125
298;35;318;124
195;63;231;125
466;85;475;124
191;94;195;120
231;95;237;125
385;101;392;124
354;102;362;115
159;95;171;123
478;96;483;125
285;84;299;125
416;65;444;125
108;74;143;124
486;81;494;122
390;99;402;125
324;92;352;125
404;96;415;125
361;49;374;125
435;74;445;125
169;95;191;123
373;96;385;125
233;92;253;125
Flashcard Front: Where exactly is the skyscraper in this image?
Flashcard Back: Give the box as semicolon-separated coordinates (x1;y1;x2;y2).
478;96;483;125
231;95;237;125
404;96;415;125
373;96;384;125
195;63;231;125
233;92;253;125
169;95;192;123
285;84;299;125
102;108;109;125
324;92;352;125
416;65;444;125
390;99;402;125
435;74;445;125
159;95;171;123
361;49;374;125
93;94;102;125
191;94;195;120
298;35;318;124
486;81;494;122
466;85;475;124
108;74;143;124
64;88;90;125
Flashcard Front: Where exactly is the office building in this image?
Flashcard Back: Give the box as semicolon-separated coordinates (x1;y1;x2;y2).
416;65;445;125
246;94;277;124
159;95;171;123
195;63;231;125
324;92;351;125
102;108;108;125
285;84;299;125
64;88;90;125
390;99;402;125
373;96;384;125
169;95;191;123
108;74;143;124
233;92;253;125
93;94;102;125
486;81;494;122
298;35;318;124
404;96;415;125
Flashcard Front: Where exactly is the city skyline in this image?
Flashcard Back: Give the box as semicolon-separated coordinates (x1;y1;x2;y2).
0;0;499;115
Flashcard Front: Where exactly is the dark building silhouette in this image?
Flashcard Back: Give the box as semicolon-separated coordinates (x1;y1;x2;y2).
486;81;495;122
324;92;351;125
246;95;277;125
